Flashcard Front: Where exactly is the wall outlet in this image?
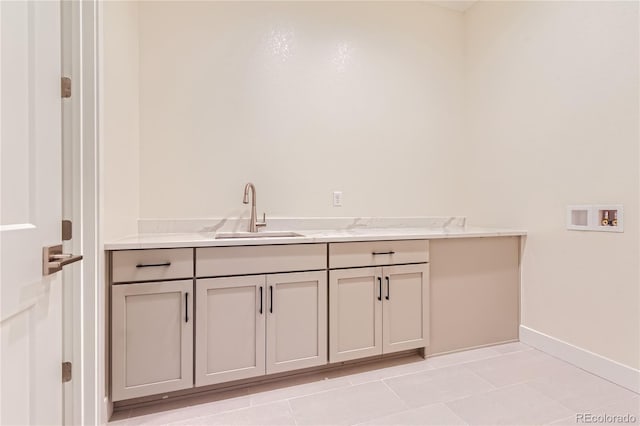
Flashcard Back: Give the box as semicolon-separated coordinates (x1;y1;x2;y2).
333;191;343;207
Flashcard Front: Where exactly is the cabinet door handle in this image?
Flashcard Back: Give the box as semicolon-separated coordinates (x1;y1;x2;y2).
385;277;390;300
136;262;171;268
185;292;189;323
377;277;382;301
372;251;395;256
259;286;263;314
269;285;274;313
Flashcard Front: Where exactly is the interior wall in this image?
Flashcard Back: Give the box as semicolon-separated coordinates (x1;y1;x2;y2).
137;1;466;219
464;1;639;369
102;1;140;240
100;0;640;372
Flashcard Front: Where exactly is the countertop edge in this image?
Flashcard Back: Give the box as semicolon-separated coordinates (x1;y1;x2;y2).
104;229;527;250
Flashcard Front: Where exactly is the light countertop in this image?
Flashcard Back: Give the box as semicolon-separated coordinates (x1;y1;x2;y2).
104;226;527;250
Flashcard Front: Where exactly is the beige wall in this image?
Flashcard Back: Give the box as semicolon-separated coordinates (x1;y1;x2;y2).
102;1;140;241
137;1;466;219
465;1;639;369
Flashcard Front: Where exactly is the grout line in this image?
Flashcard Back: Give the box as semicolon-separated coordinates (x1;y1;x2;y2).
346;360;439;385
380;380;410;410
249;380;353;407
286;400;299;426
458;364;500;390
435;375;521;409
282;382;355;404
423;351;508;370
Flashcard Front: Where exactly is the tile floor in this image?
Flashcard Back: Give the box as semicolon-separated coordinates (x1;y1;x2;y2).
110;343;639;425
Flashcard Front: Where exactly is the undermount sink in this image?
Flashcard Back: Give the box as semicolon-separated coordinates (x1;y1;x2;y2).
214;231;305;239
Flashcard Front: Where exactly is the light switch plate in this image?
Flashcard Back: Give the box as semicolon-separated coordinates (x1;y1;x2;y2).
333;191;343;207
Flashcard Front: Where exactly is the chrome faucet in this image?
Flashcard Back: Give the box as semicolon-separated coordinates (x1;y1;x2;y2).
243;183;267;232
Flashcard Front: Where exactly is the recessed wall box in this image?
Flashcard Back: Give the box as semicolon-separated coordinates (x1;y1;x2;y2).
567;206;590;230
594;205;623;232
567;204;623;232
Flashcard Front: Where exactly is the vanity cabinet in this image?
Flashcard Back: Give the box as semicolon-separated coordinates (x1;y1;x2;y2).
111;280;193;401
195;245;327;387
328;241;429;363
107;235;519;404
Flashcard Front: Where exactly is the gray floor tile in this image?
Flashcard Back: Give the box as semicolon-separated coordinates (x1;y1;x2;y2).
465;349;576;388
446;383;574;425
289;381;407;426
248;375;351;406
384;365;495;408
573;395;640;425
424;347;502;369
123;396;251;425
491;342;533;354
526;366;637;413
169;401;295;426
359;402;468;425
345;358;434;386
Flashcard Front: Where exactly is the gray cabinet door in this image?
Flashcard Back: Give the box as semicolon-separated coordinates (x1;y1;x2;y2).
266;271;328;374
329;267;383;362
382;263;430;354
111;280;193;401
195;276;266;386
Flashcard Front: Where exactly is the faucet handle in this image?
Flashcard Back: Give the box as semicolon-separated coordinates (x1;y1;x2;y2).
256;212;267;228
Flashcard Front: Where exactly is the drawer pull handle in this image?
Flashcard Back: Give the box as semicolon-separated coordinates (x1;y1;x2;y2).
259;286;263;314
136;262;171;268
377;277;382;301
185;292;189;323
372;251;395;256
269;285;274;313
385;276;390;300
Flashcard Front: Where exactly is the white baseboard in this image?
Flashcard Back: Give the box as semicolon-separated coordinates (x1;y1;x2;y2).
520;325;640;394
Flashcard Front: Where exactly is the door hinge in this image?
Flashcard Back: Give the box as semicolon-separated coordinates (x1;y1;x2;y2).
62;220;72;241
62;362;72;383
61;77;71;98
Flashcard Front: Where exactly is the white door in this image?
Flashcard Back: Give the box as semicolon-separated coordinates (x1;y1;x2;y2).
1;1;68;424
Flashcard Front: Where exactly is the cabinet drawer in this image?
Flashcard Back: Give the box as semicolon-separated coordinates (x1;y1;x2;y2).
196;244;326;277
112;249;194;283
329;240;429;269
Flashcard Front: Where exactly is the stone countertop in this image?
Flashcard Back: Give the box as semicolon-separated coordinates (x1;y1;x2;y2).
104;226;527;250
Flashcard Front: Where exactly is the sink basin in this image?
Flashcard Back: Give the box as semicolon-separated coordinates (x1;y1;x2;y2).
214;231;305;239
